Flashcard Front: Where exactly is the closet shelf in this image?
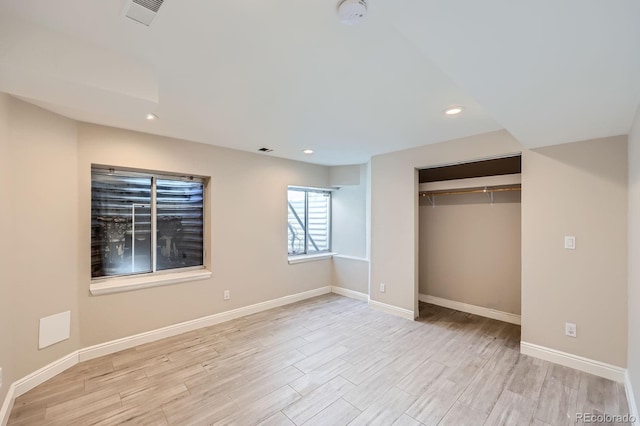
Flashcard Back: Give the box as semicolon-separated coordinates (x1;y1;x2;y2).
419;184;521;206
419;184;521;198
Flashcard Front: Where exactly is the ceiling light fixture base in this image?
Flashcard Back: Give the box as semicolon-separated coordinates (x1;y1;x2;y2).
337;0;367;25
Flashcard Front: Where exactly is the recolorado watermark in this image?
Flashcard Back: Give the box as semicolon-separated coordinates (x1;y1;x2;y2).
576;412;637;423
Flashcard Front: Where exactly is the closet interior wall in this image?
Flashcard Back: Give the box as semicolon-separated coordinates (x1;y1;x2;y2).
418;175;522;316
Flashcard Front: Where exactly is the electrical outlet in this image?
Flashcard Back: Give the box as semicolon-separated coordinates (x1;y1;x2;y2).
565;322;577;338
380;283;386;293
564;236;576;250
223;290;230;300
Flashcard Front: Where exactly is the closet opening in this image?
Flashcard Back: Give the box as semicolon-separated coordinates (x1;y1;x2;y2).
417;154;522;329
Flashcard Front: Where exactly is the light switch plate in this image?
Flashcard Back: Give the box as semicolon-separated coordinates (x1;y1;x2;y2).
564;236;576;250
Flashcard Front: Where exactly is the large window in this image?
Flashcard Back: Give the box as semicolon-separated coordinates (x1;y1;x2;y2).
287;187;331;255
91;167;205;279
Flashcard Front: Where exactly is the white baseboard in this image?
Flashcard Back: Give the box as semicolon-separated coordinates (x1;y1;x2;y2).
0;351;79;426
520;341;626;382
79;286;332;362
0;286;333;425
332;255;369;262
625;370;640;425
0;384;15;426
331;286;368;301
368;299;415;320
419;294;521;325
13;351;79;396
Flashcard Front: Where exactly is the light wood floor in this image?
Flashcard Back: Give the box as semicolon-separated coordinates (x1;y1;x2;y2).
8;294;629;425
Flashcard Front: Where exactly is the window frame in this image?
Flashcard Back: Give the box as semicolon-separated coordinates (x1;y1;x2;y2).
287;186;332;257
90;166;210;294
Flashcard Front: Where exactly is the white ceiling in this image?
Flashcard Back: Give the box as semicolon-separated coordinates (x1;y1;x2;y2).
0;0;638;165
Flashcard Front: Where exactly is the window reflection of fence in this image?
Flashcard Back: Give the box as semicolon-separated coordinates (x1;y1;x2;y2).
91;170;204;278
287;188;330;255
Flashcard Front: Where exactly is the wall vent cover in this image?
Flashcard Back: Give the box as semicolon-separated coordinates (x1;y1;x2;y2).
125;0;164;26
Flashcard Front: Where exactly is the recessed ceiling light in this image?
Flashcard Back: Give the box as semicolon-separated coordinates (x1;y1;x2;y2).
302;149;314;155
444;106;464;115
146;113;158;121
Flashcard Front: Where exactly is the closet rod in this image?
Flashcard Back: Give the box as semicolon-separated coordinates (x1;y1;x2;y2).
419;185;521;197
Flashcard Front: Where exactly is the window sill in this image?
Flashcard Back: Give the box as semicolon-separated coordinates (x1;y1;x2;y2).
90;269;212;296
288;252;336;264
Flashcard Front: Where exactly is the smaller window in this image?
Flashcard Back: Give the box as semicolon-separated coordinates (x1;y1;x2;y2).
287;187;331;255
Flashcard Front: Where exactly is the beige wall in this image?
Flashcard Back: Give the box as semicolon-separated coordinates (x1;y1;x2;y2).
330;165;361;187
331;165;367;259
331;164;369;294
0;94;12;404
332;257;369;295
0;95;81;403
419;190;521;315
521;136;628;367
370;130;522;313
370;130;628;367
628;106;640;410
77;123;333;345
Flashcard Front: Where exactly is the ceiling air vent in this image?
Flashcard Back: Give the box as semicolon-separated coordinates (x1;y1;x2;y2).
125;0;164;26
